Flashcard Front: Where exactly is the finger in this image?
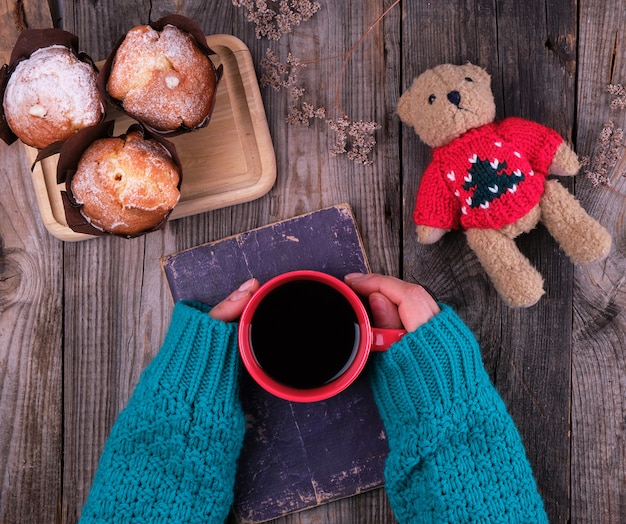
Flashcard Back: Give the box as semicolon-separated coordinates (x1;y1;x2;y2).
368;292;403;329
345;273;439;332
346;273;425;303
209;278;259;322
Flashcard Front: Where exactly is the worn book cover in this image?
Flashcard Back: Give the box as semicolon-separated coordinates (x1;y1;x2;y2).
161;203;388;523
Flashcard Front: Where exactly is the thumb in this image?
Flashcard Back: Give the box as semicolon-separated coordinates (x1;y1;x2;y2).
209;278;259;322
368;292;403;330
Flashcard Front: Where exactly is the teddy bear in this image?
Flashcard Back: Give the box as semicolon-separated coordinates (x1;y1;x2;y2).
397;62;612;307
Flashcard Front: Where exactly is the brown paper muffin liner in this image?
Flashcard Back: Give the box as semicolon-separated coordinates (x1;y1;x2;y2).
97;14;224;138
0;28;104;146
41;120;183;238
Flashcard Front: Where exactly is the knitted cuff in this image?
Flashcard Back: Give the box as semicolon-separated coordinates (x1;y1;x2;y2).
370;304;485;429
370;305;548;523
80;301;246;523
139;300;242;413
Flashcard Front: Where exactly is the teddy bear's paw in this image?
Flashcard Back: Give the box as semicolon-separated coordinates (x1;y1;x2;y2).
549;142;580;177
540;180;612;263
500;279;545;308
466;227;545;307
563;222;612;264
416;225;448;244
487;258;545;308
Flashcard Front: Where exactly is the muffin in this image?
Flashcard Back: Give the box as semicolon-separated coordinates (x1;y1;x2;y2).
3;45;104;149
106;23;217;133
70;129;181;236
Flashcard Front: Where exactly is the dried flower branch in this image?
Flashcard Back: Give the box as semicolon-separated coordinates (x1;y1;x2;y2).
261;50;325;125
262;50;380;164
260;50;302;91
325;0;399;116
232;0;321;41
236;1;399;165
286;100;326;126
607;84;626;109
582;120;624;186
582;83;626;189
327;116;381;165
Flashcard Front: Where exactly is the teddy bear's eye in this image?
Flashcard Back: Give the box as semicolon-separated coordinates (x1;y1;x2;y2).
428;94;436;104
464;77;473;82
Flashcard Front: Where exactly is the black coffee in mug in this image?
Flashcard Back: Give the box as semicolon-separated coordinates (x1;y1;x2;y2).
249;279;361;389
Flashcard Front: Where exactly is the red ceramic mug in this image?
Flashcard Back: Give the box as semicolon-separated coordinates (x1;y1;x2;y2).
238;270;406;402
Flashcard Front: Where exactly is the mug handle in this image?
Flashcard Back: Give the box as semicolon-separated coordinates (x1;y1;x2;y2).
370;328;406;352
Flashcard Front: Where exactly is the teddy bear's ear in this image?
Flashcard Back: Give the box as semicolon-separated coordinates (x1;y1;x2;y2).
464;62;491;83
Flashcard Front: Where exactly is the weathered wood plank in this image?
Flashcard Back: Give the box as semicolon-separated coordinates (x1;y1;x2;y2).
0;3;63;523
0;146;64;524
491;3;577;521
228;4;401;519
573;1;626;522
0;0;53;60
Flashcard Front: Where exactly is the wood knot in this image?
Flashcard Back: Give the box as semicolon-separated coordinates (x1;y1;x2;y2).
13;0;28;31
545;34;576;75
0;236;22;309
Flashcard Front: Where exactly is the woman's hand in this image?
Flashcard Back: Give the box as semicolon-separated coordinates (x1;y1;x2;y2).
344;273;440;332
209;278;259;322
209;273;439;331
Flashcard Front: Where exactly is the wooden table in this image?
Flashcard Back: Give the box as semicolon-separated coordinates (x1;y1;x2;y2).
1;1;624;522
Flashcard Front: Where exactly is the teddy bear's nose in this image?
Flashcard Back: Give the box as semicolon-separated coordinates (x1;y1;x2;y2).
447;90;461;107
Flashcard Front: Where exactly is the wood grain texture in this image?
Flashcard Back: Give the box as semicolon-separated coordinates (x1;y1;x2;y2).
0;0;53;60
0;0;624;522
573;1;626;522
0;3;63;523
0;147;64;524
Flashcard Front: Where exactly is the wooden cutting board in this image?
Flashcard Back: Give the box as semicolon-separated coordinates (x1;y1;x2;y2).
24;34;276;241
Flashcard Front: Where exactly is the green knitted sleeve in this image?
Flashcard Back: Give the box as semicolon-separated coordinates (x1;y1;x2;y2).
370;304;548;523
79;301;246;524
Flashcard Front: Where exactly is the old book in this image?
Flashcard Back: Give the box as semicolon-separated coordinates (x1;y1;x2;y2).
161;204;388;523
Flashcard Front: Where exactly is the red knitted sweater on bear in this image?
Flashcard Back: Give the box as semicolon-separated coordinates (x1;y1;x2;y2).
413;117;563;230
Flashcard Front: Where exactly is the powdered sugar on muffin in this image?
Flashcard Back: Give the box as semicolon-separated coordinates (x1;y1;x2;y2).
3;45;104;149
71;130;181;236
107;24;216;132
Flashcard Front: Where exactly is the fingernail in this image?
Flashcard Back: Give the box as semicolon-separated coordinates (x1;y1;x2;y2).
228;279;256;302
344;272;368;283
229;289;249;301
238;278;256;291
